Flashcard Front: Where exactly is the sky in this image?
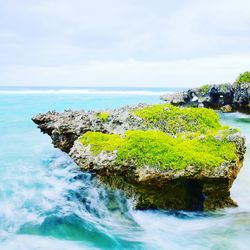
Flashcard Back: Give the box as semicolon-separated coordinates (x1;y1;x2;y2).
0;0;250;87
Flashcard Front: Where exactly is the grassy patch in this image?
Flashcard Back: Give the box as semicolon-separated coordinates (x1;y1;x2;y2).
80;105;237;170
199;84;210;95
97;112;110;122
79;130;237;170
220;83;228;92
235;71;250;84
132;104;221;135
79;131;123;156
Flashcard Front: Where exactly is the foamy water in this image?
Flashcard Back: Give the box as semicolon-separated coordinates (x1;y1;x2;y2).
0;88;249;250
0;87;172;96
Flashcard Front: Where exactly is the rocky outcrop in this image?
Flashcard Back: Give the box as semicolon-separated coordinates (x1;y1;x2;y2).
161;83;250;113
32;104;246;211
69;135;245;210
32;105;146;153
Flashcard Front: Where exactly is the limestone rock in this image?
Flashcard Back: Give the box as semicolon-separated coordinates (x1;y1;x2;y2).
221;105;233;113
32;104;246;211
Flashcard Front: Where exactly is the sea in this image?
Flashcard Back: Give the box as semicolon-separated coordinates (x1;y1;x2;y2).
0;86;249;250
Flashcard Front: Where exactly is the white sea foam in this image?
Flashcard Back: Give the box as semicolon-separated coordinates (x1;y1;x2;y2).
0;89;172;95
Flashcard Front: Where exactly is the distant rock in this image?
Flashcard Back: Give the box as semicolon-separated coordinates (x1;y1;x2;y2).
161;83;250;113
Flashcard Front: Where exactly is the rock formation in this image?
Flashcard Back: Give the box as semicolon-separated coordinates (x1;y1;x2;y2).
32;104;246;211
161;83;250;113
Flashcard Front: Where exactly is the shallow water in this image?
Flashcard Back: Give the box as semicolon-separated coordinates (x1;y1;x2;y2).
0;88;249;250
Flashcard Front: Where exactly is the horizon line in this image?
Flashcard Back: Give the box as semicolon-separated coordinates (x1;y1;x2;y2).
0;84;188;89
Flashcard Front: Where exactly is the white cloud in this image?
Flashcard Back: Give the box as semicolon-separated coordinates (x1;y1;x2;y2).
1;54;250;87
0;0;250;86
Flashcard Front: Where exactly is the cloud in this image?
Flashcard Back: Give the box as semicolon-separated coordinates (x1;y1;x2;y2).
0;0;250;86
1;53;250;87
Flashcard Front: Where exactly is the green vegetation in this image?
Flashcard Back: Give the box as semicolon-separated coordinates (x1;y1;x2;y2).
79;130;237;170
132;104;221;134
80;105;238;170
199;84;210;95
220;83;228;92
97;112;110;122
235;71;250;84
79;132;123;155
117;130;236;170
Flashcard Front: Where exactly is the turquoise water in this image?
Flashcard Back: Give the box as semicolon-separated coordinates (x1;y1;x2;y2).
0;88;250;250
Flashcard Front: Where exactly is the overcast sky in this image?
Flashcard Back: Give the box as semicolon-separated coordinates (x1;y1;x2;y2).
1;0;250;87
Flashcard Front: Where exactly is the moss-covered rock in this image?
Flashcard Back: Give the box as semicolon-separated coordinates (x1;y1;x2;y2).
132;104;221;134
236;71;250;84
199;84;211;95
97;112;110;122
79;131;123;156
80;130;237;171
32;104;246;211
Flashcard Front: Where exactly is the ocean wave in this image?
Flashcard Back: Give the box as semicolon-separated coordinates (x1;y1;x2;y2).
0;89;172;96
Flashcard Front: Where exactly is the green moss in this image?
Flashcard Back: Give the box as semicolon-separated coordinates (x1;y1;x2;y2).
199;84;210;95
80;104;238;170
118;130;236;170
79;131;123;156
79;130;237;170
97;112;110;122
132;104;221;135
235;71;250;84
220;83;228;92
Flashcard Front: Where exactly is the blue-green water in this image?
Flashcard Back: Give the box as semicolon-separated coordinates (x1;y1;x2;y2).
0;88;250;250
